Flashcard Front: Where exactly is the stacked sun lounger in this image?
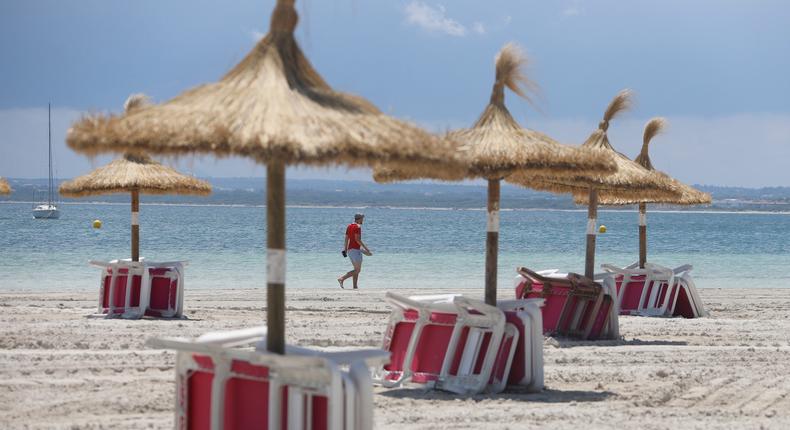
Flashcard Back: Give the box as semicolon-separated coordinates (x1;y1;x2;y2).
513;267;620;340
148;326;389;430
91;259;186;319
374;292;544;394
602;262;707;318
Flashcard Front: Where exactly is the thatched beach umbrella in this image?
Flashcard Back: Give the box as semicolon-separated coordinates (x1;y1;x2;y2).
374;44;617;305
0;178;11;195
60;152;211;261
574;118;711;268
65;0;454;353
510;90;681;278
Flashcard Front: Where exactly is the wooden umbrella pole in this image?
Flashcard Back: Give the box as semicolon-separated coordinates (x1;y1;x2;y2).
638;202;647;268
131;190;140;262
584;188;598;279
485;178;500;306
266;161;286;354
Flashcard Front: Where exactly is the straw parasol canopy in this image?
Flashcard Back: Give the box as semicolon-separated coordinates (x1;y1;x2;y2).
60;154;211;197
374;43;615;184
59;153;212;198
0;177;11;195
512;91;681;201
64;0;454;354
59;151;211;263
510;90;682;278
573;117;711;268
575;118;711;206
65;2;453;171
374;43;617;305
61;94;212;264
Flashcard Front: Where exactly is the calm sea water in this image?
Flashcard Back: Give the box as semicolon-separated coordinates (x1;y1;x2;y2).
1;202;789;291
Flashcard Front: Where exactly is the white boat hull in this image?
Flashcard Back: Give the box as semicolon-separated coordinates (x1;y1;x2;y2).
33;205;60;219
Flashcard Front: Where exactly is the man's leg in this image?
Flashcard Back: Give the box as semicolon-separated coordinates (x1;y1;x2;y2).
338;269;355;288
351;261;362;289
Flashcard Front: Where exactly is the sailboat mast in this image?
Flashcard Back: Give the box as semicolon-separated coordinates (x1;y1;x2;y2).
48;103;53;205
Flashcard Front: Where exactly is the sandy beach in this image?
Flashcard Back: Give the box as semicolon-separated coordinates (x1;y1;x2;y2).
1;287;789;429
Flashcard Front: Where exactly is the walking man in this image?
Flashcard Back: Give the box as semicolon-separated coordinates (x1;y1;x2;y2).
338;213;372;289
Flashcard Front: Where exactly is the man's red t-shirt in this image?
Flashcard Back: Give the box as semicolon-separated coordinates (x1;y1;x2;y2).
346;223;361;249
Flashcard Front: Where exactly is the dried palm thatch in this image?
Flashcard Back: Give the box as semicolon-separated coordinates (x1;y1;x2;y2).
59;153;211;197
577;117;711;206
59;153;210;266
374;43;616;183
67;0;459;354
0;177;11;195
61;95;212;265
511;90;681;201
65;1;452;171
375;43;618;306
510;90;683;279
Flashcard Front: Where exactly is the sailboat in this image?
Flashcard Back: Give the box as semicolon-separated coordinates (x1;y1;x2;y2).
33;103;60;219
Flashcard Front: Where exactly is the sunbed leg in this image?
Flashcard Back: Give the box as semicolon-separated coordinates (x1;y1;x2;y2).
138;264;151;318
582;293;604;340
350;361;373;430
209;358;230;430
287;387;304;430
269;380;283;430
106;264;118;317
175;263;185;318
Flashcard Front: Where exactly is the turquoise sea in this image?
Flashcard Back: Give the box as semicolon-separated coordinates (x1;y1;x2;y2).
1;202;789;291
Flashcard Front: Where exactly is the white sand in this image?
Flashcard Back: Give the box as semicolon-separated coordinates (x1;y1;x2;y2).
2;287;790;429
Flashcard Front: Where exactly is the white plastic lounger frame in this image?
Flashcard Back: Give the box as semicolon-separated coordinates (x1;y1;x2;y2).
642;264;677;316
148;326;388;430
375;293;458;389
485;323;519;394
601;263;673;316
440;295;506;395
602;262;706;318
516;269;610;340
91;259;186;319
670;265;707;317
496;298;545;392
592;273;621;339
375;292;506;395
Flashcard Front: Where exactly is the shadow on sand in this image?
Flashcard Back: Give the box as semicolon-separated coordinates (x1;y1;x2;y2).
547;337;688;348
84;314;197;321
379;387;614;403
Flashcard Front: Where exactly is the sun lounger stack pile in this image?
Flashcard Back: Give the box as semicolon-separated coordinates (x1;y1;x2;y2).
373;292;544;394
602;262;707;318
91;259;186;319
148;326;389;430
514;267;620;340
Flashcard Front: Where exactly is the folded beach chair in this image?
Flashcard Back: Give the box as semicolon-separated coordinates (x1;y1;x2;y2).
148;326;389;430
602;263;672;316
374;292;510;395
92;259;185;319
514;267;618;340
496;299;545;392
590;273;620;339
667;265;708;318
602;263;706;318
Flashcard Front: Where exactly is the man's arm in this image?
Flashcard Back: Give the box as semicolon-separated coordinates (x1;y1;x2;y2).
355;234;371;254
343;235;349;252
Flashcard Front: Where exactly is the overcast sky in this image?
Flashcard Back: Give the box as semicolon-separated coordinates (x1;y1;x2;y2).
1;0;789;187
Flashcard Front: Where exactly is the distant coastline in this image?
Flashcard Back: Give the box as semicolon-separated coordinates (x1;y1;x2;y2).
2;177;790;213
